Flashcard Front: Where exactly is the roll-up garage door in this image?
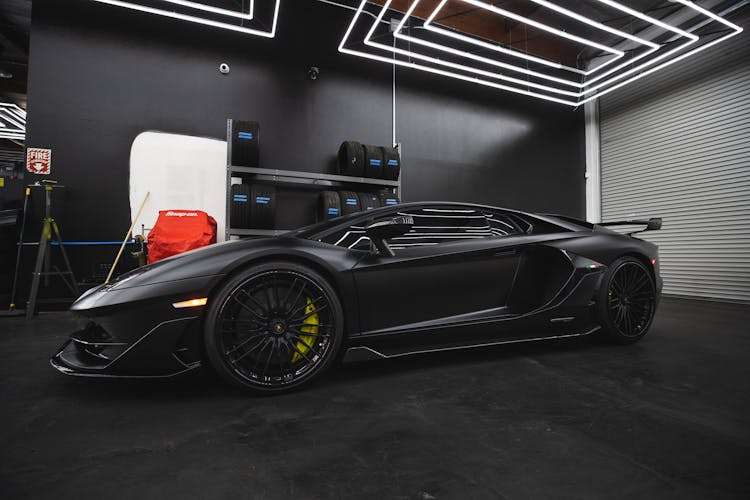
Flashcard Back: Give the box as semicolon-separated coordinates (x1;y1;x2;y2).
599;17;750;303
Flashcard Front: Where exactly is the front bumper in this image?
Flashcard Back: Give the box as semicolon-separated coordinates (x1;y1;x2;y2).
50;275;219;378
50;315;203;378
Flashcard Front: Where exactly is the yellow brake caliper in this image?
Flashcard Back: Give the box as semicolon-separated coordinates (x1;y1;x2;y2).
292;297;319;363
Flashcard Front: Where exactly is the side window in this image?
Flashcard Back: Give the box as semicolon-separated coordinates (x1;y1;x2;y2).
390;208;524;249
485;211;528;236
319;221;374;251
320;207;525;251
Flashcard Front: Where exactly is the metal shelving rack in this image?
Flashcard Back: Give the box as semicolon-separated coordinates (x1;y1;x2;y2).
225;120;401;239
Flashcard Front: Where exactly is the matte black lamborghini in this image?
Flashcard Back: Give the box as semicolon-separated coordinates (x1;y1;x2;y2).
51;202;663;393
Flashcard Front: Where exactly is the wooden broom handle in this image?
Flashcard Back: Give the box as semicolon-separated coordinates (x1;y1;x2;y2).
105;192;150;285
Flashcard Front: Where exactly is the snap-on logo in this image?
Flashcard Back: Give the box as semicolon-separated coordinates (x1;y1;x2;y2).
165;211;199;217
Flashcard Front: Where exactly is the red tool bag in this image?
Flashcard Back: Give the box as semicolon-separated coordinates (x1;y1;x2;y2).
147;210;217;264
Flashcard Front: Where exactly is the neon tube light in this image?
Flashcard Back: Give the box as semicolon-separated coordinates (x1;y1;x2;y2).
340;0;740;105
415;0;696;87
392;0;665;90
90;0;280;38
424;0;625;77
365;1;579;97
577;20;742;105
157;0;254;21
576;0;741;102
416;0;738;99
0;103;26;140
368;0;687;101
339;0;577;106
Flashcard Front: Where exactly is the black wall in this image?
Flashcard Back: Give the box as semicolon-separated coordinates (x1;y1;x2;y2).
16;0;585;290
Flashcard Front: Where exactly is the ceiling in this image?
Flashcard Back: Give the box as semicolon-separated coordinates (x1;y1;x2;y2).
364;0;736;71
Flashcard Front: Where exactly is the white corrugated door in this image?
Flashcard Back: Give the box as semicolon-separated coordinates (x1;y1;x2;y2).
599;13;750;303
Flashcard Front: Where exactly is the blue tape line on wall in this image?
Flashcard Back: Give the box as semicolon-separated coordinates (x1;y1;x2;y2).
49;241;137;246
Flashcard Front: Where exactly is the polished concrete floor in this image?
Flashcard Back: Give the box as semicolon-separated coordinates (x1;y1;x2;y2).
1;297;749;499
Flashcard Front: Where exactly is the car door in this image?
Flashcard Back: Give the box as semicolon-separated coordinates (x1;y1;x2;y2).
344;205;526;337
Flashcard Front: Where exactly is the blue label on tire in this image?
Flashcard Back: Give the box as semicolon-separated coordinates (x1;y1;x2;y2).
387;160;399;166
369;159;381;166
255;196;271;204
238;132;254;140
346;199;357;205
328;208;339;215
233;194;248;202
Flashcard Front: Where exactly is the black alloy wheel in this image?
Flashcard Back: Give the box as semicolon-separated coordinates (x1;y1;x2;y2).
598;257;656;343
205;262;343;393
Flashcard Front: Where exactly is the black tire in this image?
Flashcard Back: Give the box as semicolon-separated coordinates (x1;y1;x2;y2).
358;192;379;212
362;144;384;178
339;190;361;215
377;189;400;207
597;256;657;344
230;184;252;229
249;184;276;229
229;119;260;168
318;190;341;221
337;140;365;177
380;146;401;180
204;261;345;394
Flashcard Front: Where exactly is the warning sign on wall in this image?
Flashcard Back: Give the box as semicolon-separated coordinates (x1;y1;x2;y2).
27;148;52;175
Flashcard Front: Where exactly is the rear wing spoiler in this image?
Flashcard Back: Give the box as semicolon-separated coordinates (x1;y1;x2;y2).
598;217;662;236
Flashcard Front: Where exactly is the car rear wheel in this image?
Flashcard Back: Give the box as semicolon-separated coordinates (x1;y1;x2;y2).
204;261;344;393
598;256;657;343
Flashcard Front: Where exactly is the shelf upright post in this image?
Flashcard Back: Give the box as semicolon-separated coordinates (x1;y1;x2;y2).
225;119;233;241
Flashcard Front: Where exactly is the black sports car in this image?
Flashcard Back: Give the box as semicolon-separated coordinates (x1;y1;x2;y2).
51;202;663;393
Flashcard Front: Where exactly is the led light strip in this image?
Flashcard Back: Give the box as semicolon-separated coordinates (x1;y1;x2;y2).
339;0;577;106
425;0;626;77
577;1;743;105
411;0;696;88
340;0;741;105
412;0;739;99
365;1;576;97
90;0;280;37
0;103;26;140
392;0;662;90
158;0;254;20
365;0;677;100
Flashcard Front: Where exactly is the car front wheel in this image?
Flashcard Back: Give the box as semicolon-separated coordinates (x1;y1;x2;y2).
204;261;344;393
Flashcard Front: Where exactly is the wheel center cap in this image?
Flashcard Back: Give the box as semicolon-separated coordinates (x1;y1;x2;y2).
271;320;286;335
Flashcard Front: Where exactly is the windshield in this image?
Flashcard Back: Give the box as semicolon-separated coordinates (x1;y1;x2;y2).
285;205;394;239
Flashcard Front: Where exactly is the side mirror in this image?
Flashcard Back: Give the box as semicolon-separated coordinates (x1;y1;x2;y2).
365;215;414;257
647;217;662;230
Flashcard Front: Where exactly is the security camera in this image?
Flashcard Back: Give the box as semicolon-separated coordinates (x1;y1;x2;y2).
307;66;320;81
219;63;230;75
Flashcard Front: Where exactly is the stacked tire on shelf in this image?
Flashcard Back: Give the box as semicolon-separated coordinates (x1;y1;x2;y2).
320;140;400;220
338;140;400;181
317;189;400;221
230;184;277;229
